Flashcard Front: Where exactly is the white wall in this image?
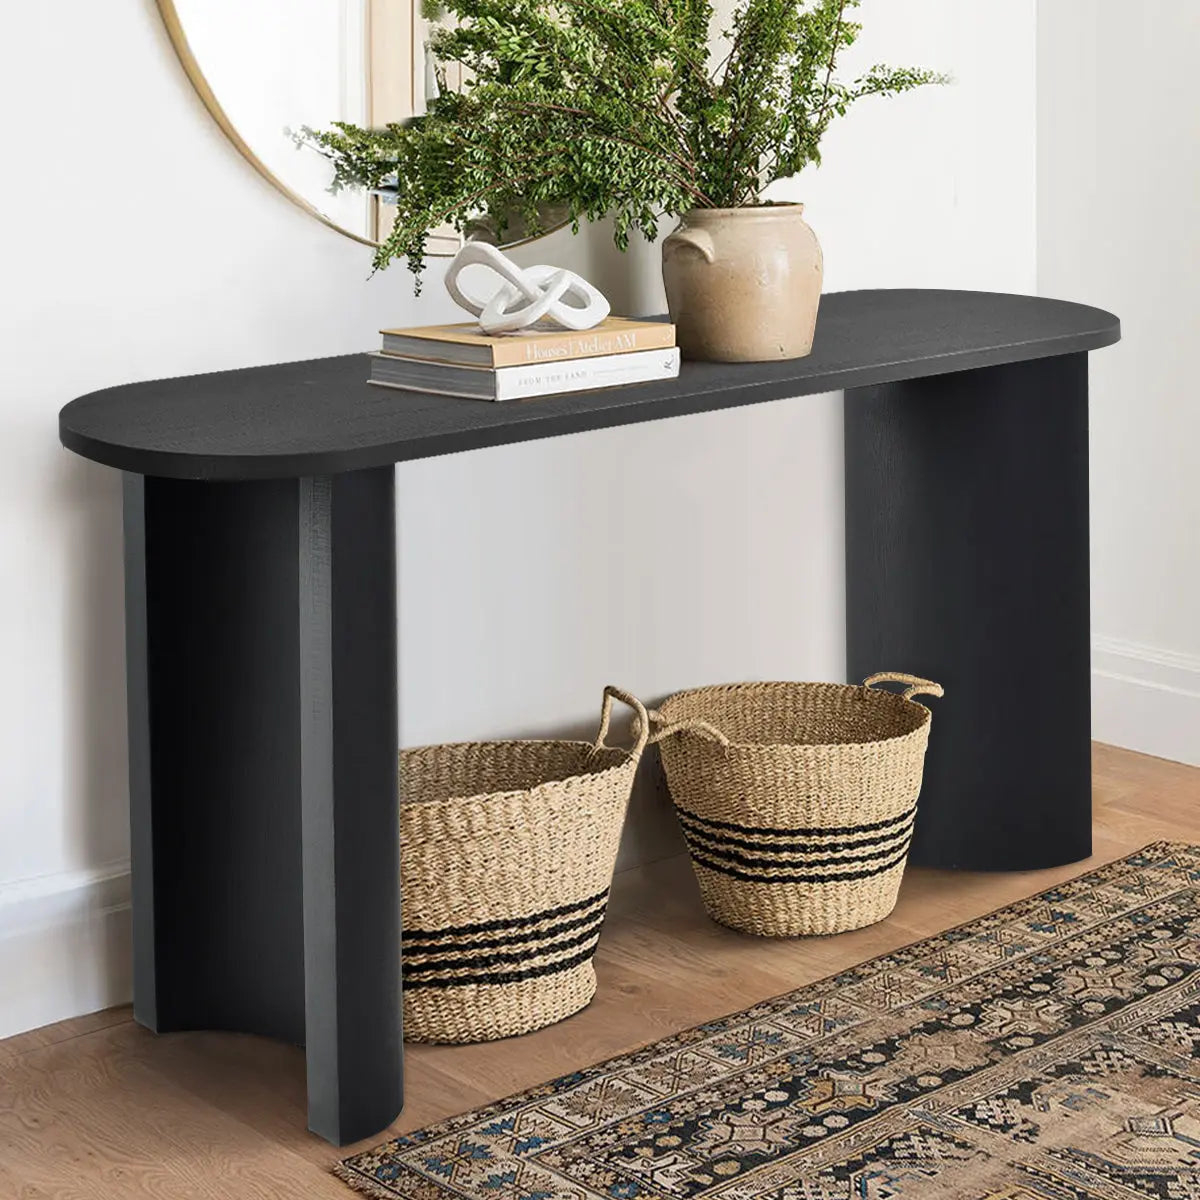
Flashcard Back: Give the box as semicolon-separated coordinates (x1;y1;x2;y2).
0;0;1036;1038
1038;1;1200;766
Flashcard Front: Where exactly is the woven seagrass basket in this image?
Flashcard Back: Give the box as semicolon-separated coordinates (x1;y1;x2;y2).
399;686;647;1044
650;673;943;937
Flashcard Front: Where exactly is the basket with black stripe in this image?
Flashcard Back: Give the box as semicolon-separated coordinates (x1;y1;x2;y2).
649;674;943;937
399;686;647;1043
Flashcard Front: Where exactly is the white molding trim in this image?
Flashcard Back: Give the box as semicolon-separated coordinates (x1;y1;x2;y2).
1093;635;1200;767
0;863;132;1040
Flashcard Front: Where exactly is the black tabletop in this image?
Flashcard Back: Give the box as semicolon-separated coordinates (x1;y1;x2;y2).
59;289;1119;481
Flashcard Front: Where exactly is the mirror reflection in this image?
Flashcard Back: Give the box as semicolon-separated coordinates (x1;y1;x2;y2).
161;0;463;250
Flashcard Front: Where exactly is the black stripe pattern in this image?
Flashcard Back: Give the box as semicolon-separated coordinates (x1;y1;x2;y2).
402;888;610;990
678;804;916;885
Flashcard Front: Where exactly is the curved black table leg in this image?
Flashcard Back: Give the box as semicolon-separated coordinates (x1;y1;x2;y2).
845;353;1092;871
122;468;402;1145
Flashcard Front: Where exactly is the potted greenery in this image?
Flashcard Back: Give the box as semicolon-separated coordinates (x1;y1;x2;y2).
301;0;944;361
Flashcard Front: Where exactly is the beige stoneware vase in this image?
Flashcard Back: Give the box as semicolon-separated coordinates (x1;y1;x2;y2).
662;203;823;362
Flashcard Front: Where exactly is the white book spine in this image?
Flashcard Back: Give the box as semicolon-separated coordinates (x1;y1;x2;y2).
493;347;681;400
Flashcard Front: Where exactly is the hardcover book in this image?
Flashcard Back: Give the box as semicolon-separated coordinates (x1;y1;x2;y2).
369;346;682;401
378;316;675;367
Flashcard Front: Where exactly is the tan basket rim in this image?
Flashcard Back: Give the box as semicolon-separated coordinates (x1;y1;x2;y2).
398;738;636;814
654;680;934;752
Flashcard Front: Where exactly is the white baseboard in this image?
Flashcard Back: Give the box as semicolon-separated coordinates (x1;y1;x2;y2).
1093;635;1200;767
0;863;132;1040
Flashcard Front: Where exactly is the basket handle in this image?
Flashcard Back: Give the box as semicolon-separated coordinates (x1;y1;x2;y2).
592;686;650;760
863;672;945;702
646;709;732;748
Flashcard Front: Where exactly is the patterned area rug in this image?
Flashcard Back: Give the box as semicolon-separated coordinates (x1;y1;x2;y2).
337;841;1200;1199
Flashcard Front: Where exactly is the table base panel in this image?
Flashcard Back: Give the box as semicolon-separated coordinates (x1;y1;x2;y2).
846;354;1092;871
123;469;402;1145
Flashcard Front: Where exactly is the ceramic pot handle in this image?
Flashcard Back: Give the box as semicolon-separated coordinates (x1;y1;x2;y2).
665;227;716;263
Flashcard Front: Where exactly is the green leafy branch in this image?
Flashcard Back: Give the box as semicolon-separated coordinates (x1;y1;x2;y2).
295;0;947;285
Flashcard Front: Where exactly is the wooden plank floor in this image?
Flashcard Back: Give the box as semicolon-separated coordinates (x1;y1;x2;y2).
1;743;1197;1198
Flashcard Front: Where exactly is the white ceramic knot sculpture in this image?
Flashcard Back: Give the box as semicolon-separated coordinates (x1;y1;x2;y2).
444;241;610;335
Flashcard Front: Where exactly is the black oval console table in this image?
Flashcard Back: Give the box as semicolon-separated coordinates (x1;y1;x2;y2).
59;289;1119;1145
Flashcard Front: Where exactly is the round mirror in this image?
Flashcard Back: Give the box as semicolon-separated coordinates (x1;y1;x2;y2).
157;0;472;253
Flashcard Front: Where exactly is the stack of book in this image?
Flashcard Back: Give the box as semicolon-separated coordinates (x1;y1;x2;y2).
369;317;680;401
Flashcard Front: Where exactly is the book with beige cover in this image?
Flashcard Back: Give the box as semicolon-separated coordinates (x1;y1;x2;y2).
379;316;675;367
